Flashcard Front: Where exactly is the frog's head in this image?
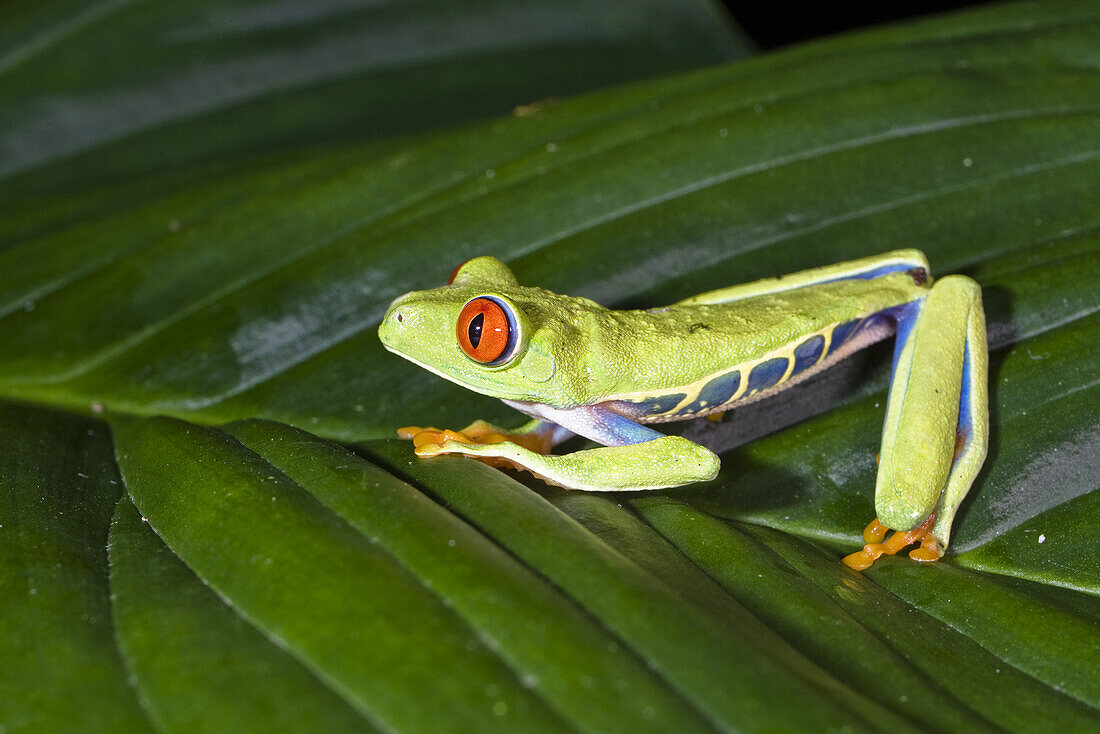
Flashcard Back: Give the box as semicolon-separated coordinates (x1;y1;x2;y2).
378;257;569;402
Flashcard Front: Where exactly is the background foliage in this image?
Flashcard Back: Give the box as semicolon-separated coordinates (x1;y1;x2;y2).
1;1;1097;731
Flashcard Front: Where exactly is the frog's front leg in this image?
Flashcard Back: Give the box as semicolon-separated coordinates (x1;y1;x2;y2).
408;403;719;491
844;275;988;570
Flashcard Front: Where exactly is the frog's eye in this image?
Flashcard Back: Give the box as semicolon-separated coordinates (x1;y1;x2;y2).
457;297;516;365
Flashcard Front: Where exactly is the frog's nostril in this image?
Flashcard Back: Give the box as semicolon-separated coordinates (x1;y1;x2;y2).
396;312;404;323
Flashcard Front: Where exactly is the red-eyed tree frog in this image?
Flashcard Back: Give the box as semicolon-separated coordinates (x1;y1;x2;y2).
378;251;988;569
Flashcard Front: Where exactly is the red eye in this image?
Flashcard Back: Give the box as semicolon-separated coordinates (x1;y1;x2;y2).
457;298;511;364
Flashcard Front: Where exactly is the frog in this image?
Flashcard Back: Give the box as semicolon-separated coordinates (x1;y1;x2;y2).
377;250;988;569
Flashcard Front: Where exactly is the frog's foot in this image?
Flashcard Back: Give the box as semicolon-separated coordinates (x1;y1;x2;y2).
399;426;512;470
842;513;942;571
400;424;563;477
399;421;556;455
396;427;567;483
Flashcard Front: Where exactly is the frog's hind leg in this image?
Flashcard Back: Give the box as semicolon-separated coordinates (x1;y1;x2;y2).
843;275;988;570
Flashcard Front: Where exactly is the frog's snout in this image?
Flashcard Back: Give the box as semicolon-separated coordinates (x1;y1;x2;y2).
380;290;437;348
378;293;414;348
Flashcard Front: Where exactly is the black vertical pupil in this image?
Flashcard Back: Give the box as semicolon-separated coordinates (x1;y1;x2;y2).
468;313;484;348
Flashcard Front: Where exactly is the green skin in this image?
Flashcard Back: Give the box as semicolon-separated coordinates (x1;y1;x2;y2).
379;250;988;556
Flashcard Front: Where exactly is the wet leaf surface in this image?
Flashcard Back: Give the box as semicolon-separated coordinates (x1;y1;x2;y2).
2;1;1098;730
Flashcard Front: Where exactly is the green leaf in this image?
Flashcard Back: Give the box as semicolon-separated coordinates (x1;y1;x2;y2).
224;418;717;734
0;403;152;732
1;0;751;198
113;414;573;733
358;439;908;732
109;495;376;733
631;497;1099;732
3;0;1100;731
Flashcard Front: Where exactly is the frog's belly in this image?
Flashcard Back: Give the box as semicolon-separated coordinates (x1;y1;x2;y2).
610;315;895;423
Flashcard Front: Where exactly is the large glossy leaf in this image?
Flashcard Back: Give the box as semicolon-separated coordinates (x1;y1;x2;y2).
0;403;150;732
0;0;749;200
109;496;376;733
2;0;1099;731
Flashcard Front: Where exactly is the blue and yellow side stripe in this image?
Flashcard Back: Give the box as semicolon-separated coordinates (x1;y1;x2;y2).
619;317;876;420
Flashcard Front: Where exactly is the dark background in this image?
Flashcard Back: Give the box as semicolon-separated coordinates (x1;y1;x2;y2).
722;0;989;48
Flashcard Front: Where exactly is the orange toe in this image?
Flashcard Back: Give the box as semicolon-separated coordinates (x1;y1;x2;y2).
842;543;885;570
908;534;943;563
397;425;431;440
862;518;889;545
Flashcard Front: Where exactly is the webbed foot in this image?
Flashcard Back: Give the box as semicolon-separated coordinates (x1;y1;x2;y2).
398;424;580;484
398;421;559;473
400;421;556;455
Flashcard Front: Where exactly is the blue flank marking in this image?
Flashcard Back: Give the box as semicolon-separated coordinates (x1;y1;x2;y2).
746;357;790;395
676;370;741;415
792;334;825;375
827;319;861;356
634;393;686;417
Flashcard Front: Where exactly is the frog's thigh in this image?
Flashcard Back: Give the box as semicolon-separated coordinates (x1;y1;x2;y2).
875;275;988;550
